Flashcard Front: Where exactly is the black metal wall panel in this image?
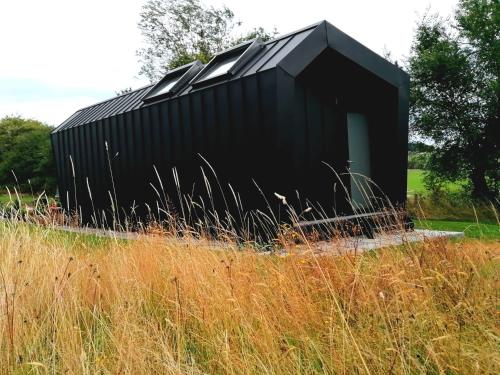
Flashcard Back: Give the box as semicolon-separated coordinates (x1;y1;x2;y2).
83;124;93;209
90;122;100;203
190;93;204;157
180;96;192;157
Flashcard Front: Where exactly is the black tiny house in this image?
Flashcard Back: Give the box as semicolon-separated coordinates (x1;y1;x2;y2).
51;21;409;228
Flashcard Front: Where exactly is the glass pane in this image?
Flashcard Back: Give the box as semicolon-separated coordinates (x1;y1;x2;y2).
203;56;239;80
152;78;180;96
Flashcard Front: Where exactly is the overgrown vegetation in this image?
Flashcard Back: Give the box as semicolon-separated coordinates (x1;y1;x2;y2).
0;221;498;374
408;190;499;224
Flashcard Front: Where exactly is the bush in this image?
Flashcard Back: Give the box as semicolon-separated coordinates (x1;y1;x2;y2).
0;116;56;193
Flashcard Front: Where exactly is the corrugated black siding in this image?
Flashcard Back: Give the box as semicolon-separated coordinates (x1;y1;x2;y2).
53;70;282;223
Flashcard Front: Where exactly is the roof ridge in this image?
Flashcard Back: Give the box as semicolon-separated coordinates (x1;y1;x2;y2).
263;21;323;46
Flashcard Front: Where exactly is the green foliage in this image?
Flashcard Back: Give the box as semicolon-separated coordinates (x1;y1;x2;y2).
232;26;279;46
407;0;499;200
0;116;56;193
408;152;430;169
137;0;278;81
407;185;498;223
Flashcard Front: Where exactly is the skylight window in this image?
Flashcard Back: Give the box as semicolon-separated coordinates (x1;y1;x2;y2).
149;78;181;97
203;56;239;80
192;39;264;88
142;61;204;103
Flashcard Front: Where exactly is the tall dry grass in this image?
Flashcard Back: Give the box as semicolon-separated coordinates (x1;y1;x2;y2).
0;221;498;374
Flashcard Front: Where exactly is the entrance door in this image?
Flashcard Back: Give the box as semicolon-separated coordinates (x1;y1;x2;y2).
347;113;371;208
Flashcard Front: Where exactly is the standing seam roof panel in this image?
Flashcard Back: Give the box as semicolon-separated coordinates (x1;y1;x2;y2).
237;40;285;76
58;110;81;130
99;93;132;120
258;31;313;72
91;89;142;122
109;88;146;116
80;100;113;125
57;86;153;131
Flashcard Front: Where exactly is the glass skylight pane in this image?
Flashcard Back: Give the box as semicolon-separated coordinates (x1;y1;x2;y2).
152;78;180;96
204;56;239;80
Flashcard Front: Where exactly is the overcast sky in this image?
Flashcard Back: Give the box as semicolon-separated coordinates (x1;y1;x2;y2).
0;0;458;126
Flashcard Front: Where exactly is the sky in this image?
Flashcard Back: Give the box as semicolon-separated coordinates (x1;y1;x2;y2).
0;0;459;126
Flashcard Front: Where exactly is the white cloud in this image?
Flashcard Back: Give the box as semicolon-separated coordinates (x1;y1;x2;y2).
0;96;100;126
0;0;146;90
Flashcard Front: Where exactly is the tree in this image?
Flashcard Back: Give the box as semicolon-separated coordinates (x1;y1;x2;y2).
0;116;56;193
407;0;499;200
232;26;278;46
408;141;434;153
115;87;132;96
137;0;277;82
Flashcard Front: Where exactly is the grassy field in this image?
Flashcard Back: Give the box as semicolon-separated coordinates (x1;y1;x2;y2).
0;221;498;374
0;193;16;204
407;169;464;196
414;219;499;239
406;170;498;237
0;193;37;205
407;169;427;195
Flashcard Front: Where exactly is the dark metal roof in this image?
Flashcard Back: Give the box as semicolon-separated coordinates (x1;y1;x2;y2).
53;20;406;133
55;84;153;132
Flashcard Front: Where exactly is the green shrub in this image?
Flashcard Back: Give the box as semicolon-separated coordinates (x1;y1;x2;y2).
0;116;56;193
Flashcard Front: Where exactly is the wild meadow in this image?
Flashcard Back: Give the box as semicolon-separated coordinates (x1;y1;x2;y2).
0;217;498;374
0;165;498;374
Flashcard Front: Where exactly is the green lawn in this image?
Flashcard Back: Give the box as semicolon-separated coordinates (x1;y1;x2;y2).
0;193;19;204
407;169;464;196
407;169;427;195
0;193;37;205
414;219;499;239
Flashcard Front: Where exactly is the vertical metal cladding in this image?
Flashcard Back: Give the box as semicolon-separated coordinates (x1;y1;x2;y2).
51;21;410;226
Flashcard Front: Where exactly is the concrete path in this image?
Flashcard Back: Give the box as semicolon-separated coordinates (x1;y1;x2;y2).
49;224;464;255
